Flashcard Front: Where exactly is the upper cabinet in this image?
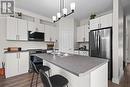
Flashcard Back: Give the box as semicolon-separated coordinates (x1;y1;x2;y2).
6;17;58;42
17;19;28;40
100;13;112;28
6;17;28;41
77;25;89;42
37;23;45;32
27;21;44;32
44;24;58;42
90;13;112;30
6;17;18;40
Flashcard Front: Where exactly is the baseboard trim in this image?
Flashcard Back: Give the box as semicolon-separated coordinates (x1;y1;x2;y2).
112;77;120;84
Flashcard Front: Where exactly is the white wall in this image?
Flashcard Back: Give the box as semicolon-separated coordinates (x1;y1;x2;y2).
112;0;124;84
0;8;55;68
126;16;130;62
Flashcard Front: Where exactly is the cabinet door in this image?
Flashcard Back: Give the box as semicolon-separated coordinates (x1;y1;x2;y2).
45;24;51;41
17;19;28;40
77;26;85;42
27;21;36;32
37;23;45;32
84;25;90;42
6;17;17;40
5;53;19;78
19;52;29;75
74;51;79;55
100;13;112;28
90;17;100;30
60;31;74;53
51;26;58;42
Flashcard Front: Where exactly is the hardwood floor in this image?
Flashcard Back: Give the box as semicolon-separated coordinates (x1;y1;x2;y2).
0;64;130;87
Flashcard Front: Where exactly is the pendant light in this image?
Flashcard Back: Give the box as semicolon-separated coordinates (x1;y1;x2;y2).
57;0;61;19
52;0;76;23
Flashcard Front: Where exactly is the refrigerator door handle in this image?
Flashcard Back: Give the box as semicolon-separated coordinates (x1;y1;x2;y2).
97;31;100;56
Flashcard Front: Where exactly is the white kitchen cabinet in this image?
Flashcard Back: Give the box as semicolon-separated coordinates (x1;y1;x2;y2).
17;19;28;40
90;13;112;30
74;50;89;56
84;25;90;41
45;24;57;42
5;52;29;78
77;26;85;42
77;25;89;42
27;21;36;32
19;52;29;75
28;21;45;32
45;24;52;41
100;13;112;28
90;17;100;30
5;53;19;78
6;17;18;40
37;23;45;32
79;51;88;56
59;18;74;53
74;51;79;55
6;17;28;41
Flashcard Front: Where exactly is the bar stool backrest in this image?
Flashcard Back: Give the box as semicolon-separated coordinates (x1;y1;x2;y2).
30;60;39;74
39;69;52;87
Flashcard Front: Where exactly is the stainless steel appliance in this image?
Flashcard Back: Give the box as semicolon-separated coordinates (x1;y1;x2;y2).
28;31;44;41
89;27;112;80
29;49;47;72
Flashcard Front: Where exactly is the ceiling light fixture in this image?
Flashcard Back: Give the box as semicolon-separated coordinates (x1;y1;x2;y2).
52;0;75;23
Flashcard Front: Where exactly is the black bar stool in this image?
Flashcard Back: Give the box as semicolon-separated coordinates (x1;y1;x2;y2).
30;60;50;87
40;69;69;87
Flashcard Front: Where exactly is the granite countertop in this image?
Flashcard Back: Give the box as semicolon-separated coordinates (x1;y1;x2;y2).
4;49;59;53
33;53;108;76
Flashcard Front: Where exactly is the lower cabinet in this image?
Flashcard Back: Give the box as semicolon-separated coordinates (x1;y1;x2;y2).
5;52;29;78
74;51;89;56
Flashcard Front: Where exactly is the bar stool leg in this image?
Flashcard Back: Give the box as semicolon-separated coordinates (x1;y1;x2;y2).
36;74;39;87
30;72;35;87
48;70;50;77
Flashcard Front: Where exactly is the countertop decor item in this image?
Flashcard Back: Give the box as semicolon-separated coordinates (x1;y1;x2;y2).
90;13;96;19
0;62;5;76
4;47;21;52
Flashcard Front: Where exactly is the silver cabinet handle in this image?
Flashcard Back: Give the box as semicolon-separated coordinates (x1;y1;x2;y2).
16;35;18;40
83;37;85;42
18;53;20;59
18;35;20;40
17;53;18;59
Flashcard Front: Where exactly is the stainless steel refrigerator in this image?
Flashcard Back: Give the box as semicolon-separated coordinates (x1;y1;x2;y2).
89;27;112;80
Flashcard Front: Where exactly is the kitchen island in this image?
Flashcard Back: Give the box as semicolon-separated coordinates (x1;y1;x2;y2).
33;53;108;87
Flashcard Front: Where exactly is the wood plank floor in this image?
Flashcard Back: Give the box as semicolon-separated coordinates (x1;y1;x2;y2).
0;64;130;87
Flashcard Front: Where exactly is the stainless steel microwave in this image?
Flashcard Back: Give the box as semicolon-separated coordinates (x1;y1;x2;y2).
28;31;44;41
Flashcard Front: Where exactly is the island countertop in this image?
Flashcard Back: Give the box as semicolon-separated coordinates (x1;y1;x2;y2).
33;53;108;76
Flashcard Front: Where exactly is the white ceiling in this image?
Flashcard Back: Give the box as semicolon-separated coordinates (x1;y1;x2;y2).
15;0;113;20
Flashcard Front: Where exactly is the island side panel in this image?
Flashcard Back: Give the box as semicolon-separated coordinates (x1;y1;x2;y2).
43;60;90;87
90;63;108;87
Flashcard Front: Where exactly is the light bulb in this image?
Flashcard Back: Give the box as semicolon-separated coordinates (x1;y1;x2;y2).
52;16;56;21
70;2;75;11
62;8;67;16
57;12;61;19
